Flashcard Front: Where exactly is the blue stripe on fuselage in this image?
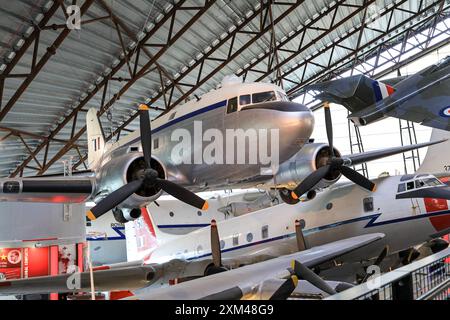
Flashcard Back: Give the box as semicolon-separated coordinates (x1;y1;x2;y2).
183;209;450;261
124;100;227;148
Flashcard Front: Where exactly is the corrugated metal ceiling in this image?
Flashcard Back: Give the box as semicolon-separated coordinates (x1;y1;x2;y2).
0;0;448;177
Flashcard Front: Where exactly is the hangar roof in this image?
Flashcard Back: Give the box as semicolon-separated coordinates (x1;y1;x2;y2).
0;0;449;177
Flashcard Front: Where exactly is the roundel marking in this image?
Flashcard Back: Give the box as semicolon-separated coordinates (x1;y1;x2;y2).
439;106;450;117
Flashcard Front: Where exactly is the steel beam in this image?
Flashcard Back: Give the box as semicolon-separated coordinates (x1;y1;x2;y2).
13;0;215;177
0;0;96;122
286;0;449;97
1;2;60;77
104;1;303;140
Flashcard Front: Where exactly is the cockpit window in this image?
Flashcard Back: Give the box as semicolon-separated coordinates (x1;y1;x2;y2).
415;180;425;189
425;178;442;186
252;91;276;104
436;56;450;69
406;182;414;190
227;97;238;114
239;94;251;106
425;56;450;75
397;183;406;193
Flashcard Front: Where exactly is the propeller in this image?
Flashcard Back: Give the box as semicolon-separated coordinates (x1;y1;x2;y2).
291;260;336;295
211;220;222;268
291;102;377;200
269;275;298;300
359;246;389;283
87;104;208;221
295;219;307;252
205;219;228;276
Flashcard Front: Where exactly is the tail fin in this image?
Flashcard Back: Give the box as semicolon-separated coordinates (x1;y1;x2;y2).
309;74;395;114
132;207;177;262
417;128;450;174
86;108;105;169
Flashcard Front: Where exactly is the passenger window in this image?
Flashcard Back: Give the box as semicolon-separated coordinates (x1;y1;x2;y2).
397;183;406;192
363;197;374;212
406;182;415;190
261;225;269;239
169;112;176;120
252;91;276;104
153;138;159;150
232;234;239;246
239;95;251;106
227;97;238;114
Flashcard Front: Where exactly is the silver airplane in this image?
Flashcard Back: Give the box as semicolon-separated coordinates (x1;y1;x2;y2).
307;56;450;131
0;80;444;223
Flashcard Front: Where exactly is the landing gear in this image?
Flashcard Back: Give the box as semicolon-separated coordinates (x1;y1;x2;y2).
278;188;300;204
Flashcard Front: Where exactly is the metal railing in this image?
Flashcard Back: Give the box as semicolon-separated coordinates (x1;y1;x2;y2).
326;247;450;300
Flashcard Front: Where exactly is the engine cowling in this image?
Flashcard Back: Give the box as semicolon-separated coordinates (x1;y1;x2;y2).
94;152;166;221
274;143;342;190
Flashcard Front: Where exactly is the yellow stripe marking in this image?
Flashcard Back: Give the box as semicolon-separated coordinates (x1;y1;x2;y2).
86;210;97;221
291;260;296;270
291;275;298;287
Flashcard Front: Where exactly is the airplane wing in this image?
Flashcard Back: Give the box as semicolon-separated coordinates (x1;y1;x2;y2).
0;177;94;203
0;234;383;297
343;139;446;166
129;233;384;300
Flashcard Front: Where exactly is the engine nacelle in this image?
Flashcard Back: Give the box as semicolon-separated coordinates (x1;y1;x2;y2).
274;143;342;190
94;152;166;221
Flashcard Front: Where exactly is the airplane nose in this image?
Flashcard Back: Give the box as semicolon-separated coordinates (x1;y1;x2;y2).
238;100;314;136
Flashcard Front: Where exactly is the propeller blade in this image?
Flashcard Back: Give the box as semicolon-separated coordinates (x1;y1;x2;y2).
340;166;376;191
324;102;334;157
139;104;152;168
295;220;307;252
374;246;389;266
87;180;143;221
269;275;298;300
210;220;222;268
155;178;208;210
291;165;331;199
291;260;336;295
360;246;389;283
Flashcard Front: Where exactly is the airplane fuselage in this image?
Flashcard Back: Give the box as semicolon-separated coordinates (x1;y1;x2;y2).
96;82;314;194
139;173;450;284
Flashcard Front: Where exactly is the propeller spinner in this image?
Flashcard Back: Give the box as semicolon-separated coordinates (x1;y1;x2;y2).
291;102;376;200
87;104;208;221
